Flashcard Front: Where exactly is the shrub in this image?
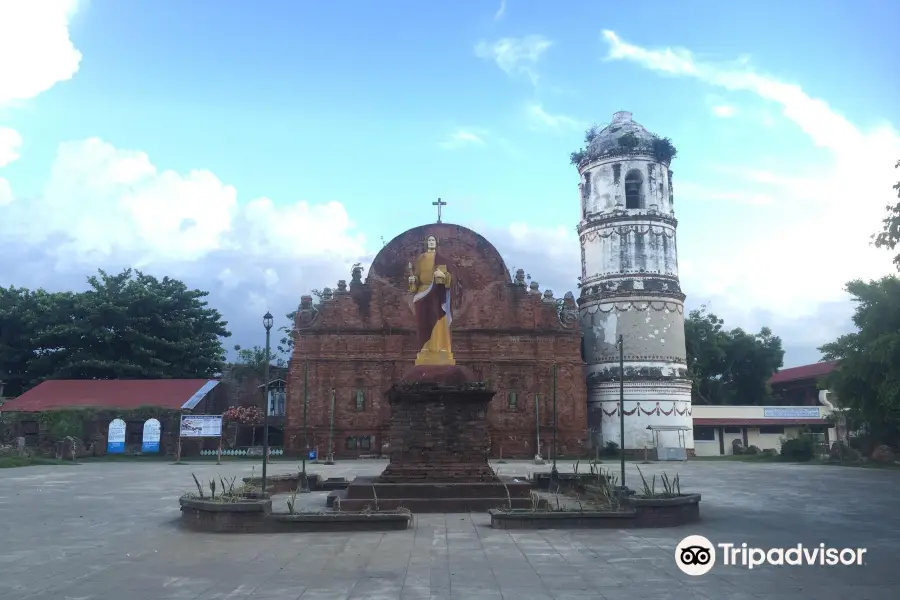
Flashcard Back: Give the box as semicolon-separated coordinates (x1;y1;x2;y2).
745;445;761;455
603;441;619;457
780;435;815;462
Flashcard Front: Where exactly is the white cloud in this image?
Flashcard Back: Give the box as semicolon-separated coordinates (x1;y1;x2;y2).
494;0;506;21
439;129;486;149
0;138;369;348
0;0;82;104
525;103;583;131
0;178;11;206
0;127;23;167
712;104;737;118
676;181;773;206
601;29;900;357
474;36;552;85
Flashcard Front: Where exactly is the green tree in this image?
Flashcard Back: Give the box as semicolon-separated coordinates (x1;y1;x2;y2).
0;287;69;397
873;159;900;267
820;277;900;447
684;306;784;405
2;269;231;391
230;344;285;381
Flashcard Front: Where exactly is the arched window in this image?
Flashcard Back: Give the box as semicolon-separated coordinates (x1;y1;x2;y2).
624;169;644;209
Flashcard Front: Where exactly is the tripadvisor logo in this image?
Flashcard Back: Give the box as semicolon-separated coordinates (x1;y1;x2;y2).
675;535;868;574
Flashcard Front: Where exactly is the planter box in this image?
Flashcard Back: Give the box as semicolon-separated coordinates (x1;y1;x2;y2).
242;474;349;494
626;493;701;527
531;472;608;492
179;496;272;533
271;512;410;532
178;496;409;533
489;493;702;529
489;508;636;529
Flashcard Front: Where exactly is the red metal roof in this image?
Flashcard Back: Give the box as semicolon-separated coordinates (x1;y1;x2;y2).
769;360;839;385
0;379;216;412
694;418;828;426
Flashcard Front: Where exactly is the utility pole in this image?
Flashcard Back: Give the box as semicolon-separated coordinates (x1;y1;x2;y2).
534;393;543;464
618;334;626;490
326;387;335;465
551;364;558;479
300;360;310;492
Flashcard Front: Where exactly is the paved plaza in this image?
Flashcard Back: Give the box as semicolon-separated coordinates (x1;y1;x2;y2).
0;458;898;600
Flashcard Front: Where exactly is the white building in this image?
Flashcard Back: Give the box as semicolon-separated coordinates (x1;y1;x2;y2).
575;111;692;457
692;404;837;457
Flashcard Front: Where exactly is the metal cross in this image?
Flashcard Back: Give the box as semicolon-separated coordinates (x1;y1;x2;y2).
432;197;447;223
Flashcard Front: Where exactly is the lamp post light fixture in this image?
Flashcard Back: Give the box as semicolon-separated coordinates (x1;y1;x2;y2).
261;311;274;497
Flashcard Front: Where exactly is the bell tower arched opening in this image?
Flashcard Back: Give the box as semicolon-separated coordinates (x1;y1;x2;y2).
624;169;644;209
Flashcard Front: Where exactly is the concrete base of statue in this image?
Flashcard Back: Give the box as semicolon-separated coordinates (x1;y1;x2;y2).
335;363;533;512
414;349;455;366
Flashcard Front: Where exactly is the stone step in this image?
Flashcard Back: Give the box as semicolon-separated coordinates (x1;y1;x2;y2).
333;496;534;513
341;477;533;500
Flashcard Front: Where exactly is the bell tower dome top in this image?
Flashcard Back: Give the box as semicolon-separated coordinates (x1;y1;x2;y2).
611;111;633;123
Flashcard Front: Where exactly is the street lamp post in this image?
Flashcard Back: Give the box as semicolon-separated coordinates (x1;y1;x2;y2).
261;311;274;496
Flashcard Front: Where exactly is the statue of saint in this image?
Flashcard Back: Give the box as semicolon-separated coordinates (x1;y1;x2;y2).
407;235;455;366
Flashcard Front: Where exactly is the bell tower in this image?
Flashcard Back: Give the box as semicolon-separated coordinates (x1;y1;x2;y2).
572;111;693;456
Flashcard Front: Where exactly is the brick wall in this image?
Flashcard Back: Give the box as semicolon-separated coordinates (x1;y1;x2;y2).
285;224;587;459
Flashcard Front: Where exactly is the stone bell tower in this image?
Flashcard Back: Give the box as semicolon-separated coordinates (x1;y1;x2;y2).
572;111;693;456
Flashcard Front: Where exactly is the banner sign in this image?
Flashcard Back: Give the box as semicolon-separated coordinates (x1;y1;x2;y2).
107;418;126;454
762;407;820;419
180;415;223;438
141;418;161;453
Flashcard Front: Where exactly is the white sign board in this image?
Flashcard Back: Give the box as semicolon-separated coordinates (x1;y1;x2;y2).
142;418;161;453
180;415;222;438
763;407;820;419
107;418;126;454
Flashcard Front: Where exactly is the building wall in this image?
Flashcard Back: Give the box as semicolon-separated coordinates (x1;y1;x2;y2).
285;223;587;459
577;114;690;452
691;404;836;456
692;426;812;457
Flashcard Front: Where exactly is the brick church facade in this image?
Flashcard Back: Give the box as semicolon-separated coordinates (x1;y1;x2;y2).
284;223;588;459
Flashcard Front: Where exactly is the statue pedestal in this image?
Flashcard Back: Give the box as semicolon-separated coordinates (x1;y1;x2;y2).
336;365;533;512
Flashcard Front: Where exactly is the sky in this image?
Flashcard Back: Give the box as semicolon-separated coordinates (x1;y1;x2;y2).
0;0;898;368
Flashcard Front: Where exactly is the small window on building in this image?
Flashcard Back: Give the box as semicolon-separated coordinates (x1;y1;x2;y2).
759;426;785;435
21;420;38;435
693;426;715;441
583;172;592;199
268;389;286;416
346;437;357;450
723;426;742;434
360;436;371;451
507;392;518;410
355;388;365;411
624;169;644;209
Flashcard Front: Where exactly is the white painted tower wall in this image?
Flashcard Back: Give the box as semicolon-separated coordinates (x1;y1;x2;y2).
576;111;693;454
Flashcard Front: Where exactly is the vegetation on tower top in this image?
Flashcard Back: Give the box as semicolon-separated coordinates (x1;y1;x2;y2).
569;124;677;168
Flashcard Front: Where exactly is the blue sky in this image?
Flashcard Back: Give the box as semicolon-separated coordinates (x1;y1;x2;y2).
1;0;898;367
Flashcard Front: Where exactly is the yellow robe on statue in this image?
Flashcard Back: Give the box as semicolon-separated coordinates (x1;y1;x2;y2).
412;250;455;365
